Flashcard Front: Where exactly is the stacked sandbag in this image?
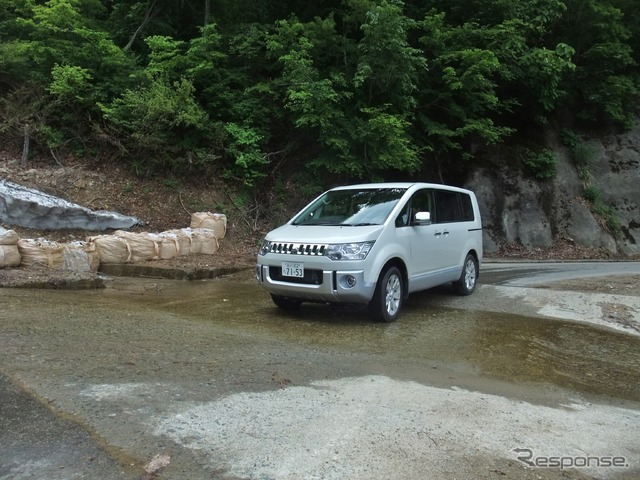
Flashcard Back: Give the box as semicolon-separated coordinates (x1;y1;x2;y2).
89;228;220;264
156;228;220;256
10;214;227;271
162;228;203;256
17;238;100;272
145;232;181;259
190;212;227;239
89;232;159;264
191;228;219;255
87;234;132;264
113;230;162;262
0;226;21;268
17;238;63;268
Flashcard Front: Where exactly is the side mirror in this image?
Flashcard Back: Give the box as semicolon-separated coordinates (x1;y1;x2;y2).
414;211;431;225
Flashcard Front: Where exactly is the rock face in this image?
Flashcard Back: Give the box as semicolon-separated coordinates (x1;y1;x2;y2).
466;124;640;256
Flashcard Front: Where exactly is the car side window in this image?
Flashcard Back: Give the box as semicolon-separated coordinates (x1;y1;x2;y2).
460;193;474;221
411;189;433;221
396;190;431;227
433;190;475;223
396;189;475;227
433;190;459;223
395;201;411;227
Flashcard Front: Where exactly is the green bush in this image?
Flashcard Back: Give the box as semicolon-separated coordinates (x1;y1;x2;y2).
583;185;621;237
583;185;600;203
521;148;557;180
561;130;598;181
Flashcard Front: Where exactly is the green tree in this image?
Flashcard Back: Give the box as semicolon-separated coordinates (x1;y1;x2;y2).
0;0;135;157
416;12;514;177
267;0;424;179
557;0;638;128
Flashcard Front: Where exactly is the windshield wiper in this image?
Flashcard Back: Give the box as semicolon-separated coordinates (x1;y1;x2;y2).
295;222;338;226
340;222;378;226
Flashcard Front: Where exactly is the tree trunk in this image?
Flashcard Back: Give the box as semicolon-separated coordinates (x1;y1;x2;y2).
21;123;30;168
204;0;210;25
123;0;158;52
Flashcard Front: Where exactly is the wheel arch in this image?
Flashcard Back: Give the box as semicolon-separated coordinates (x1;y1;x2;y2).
466;249;481;278
379;257;409;300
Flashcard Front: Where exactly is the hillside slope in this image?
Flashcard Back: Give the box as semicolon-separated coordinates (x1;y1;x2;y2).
0;155;261;270
1;150;635;266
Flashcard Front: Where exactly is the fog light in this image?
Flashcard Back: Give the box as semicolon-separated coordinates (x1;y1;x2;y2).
345;275;357;288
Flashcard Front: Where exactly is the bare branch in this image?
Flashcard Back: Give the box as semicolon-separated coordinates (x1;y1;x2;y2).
49;145;63;166
178;192;191;216
20;123;29;168
123;0;159;52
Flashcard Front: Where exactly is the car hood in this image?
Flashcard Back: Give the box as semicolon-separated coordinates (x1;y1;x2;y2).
265;224;384;244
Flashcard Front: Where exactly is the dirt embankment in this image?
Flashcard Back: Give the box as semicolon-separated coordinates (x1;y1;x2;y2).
1;157;261;287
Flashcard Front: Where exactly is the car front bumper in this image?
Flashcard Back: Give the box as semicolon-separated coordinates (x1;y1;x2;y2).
256;264;376;304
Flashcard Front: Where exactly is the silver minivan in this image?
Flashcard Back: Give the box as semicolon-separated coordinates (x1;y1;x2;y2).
256;182;483;321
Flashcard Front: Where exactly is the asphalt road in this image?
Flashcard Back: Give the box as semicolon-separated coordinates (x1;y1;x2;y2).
480;261;640;287
1;261;639;480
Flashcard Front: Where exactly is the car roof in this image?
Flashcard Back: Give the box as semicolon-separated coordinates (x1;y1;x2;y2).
330;182;470;192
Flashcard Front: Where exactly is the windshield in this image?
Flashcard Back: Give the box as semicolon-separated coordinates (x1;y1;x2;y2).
292;188;407;226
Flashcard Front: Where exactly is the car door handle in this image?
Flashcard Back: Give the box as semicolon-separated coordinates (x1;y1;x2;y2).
434;231;442;237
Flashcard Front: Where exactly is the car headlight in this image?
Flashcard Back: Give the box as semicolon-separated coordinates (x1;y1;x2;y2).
258;240;272;256
325;241;374;260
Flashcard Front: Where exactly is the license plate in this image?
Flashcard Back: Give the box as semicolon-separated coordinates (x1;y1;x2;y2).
282;261;304;278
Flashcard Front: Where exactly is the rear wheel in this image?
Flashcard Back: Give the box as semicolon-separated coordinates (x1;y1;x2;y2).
453;253;478;296
271;294;302;310
369;266;403;322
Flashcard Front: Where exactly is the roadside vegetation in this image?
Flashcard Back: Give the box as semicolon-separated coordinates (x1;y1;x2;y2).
562;129;622;236
0;0;638;226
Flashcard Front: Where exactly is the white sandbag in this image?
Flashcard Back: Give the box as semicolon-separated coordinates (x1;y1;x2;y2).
113;231;161;262
192;228;220;255
155;230;188;257
88;235;131;264
0;244;21;267
18;238;100;271
190;212;227;239
0;226;20;245
162;228;202;256
146;233;179;260
18;238;64;268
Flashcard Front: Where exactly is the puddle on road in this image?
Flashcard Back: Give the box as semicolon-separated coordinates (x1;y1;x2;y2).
90;276;640;402
2;275;639;403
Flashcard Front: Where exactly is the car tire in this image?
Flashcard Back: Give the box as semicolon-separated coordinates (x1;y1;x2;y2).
369;266;403;322
271;294;302;310
453;253;478;296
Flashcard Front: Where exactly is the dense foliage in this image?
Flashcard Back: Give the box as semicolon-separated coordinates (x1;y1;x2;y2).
0;0;638;190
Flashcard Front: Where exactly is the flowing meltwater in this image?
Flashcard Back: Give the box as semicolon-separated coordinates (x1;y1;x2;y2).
0;275;638;480
95;276;640;402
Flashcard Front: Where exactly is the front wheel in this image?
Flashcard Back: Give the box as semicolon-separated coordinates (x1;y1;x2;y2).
271;294;302;311
452;254;478;296
369;266;403;322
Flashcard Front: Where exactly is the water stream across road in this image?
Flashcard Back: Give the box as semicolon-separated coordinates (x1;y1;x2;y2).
1;269;639;479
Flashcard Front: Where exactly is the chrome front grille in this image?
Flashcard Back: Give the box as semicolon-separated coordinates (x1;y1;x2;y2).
267;242;328;256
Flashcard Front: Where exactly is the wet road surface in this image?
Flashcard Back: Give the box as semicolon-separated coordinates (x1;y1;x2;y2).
1;263;639;479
